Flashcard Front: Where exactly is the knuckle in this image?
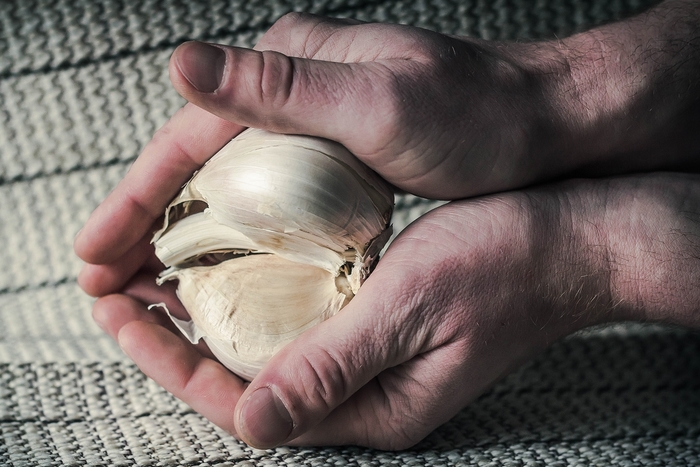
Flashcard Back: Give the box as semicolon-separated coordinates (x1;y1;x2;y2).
362;410;424;450
258;12;317;51
290;347;351;416
373;265;434;350
259;50;293;107
361;395;425;450
146;126;172;154
148;109;183;147
341;68;405;157
274;11;310;29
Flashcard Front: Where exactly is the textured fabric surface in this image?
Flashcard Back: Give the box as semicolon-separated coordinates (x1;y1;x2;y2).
3;0;700;465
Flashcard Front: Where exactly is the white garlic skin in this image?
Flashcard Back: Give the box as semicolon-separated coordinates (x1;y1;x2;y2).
152;128;394;380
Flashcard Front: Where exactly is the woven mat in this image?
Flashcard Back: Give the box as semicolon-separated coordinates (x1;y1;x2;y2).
4;0;700;465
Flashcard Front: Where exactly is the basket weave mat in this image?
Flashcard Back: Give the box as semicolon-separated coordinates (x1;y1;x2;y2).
3;0;700;465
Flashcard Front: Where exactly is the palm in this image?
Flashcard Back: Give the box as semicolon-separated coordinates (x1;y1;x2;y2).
88;190;579;449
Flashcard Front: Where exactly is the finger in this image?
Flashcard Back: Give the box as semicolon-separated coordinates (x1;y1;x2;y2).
231;270;425;449
77;234;159;297
74;103;243;265
119;320;246;435
120;272;188;320
168;41;403;156
93;279;217;359
287;344;470;449
253;13;364;58
92;293;174;341
121;272;219;355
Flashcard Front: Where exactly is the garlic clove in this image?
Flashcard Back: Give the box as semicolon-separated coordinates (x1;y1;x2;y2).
158;254;351;380
153;211;256;267
154;209;346;273
153;129;393;263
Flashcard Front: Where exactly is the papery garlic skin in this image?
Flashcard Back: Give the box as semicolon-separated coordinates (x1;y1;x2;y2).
152;128;394;380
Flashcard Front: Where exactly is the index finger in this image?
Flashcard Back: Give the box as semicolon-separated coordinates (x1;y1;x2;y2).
74;103;243;264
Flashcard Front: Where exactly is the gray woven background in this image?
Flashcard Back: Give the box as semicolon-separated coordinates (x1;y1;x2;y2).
3;0;700;465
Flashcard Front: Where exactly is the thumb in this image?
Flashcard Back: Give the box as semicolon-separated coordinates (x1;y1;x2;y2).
232;277;413;449
168;41;396;156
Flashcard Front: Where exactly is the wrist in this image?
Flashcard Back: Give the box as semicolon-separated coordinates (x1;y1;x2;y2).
551;174;700;329
521;181;618;337
601;174;700;328
549;1;700;176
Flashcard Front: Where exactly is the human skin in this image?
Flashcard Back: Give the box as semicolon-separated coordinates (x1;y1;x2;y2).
75;0;700;450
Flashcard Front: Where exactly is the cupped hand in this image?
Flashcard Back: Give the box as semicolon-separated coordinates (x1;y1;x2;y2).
75;14;568;303
168;13;571;200
91;181;575;450
88;172;700;449
167;9;700;201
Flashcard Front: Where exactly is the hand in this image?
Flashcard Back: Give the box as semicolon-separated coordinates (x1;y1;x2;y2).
75;4;700;289
165;15;570;200
76;15;564;305
75;4;700;451
167;5;700;200
88;173;700;449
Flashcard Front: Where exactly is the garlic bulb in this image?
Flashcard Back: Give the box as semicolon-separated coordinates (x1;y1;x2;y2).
151;128;394;380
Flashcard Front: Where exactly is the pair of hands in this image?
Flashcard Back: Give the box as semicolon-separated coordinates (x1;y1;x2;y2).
75;7;700;450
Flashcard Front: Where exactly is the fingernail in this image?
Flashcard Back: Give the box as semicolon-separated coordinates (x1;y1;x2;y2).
176;41;226;93
239;387;293;448
92;307;110;335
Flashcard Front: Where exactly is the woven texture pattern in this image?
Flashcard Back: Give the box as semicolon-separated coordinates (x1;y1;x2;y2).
4;0;699;465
